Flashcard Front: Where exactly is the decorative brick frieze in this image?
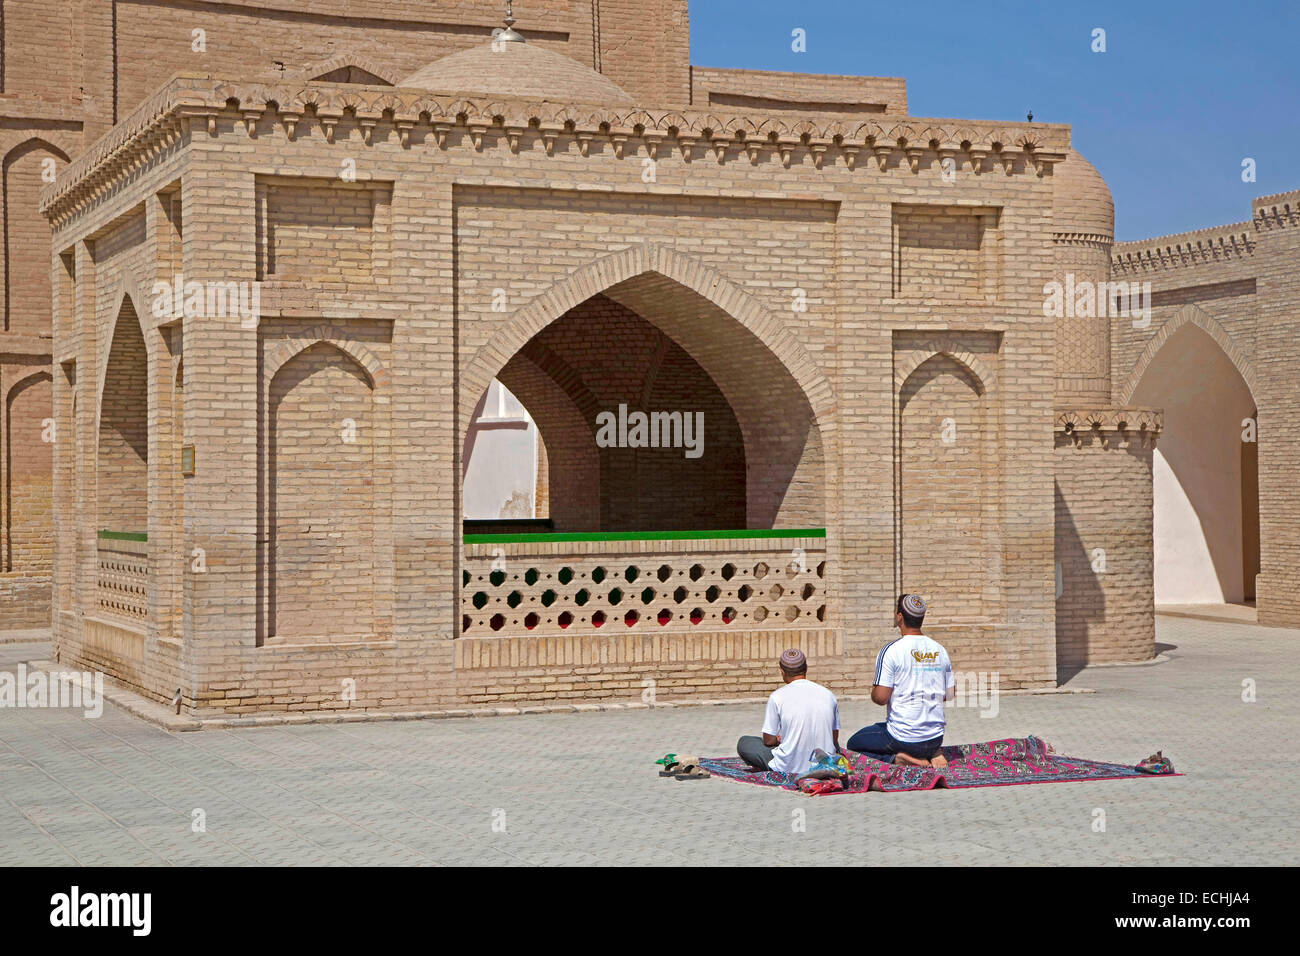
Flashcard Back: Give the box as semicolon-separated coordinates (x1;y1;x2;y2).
1053;407;1163;436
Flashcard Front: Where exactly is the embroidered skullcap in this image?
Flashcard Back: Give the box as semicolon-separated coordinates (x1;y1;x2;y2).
901;593;927;617
779;648;806;670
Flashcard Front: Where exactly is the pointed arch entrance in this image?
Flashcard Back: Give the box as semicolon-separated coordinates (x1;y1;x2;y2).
1129;319;1259;605
460;244;835;532
459;247;835;639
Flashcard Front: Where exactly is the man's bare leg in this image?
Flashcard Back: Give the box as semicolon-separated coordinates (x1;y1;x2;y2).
931;753;949;769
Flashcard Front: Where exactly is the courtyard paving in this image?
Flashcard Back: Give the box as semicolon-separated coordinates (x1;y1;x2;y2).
0;613;1294;866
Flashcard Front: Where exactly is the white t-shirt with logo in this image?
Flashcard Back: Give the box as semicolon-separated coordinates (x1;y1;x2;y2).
761;678;840;775
874;634;954;742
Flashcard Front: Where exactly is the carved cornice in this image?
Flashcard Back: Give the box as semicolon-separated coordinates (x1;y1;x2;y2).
1252;192;1300;231
41;73;1071;226
1054;406;1163;435
1111;225;1255;276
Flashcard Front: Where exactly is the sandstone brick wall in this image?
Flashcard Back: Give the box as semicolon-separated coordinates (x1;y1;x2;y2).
40;76;1075;712
1054;427;1156;670
893;205;1001;301
0;132;68;624
1249;194;1300;626
258;177;391;283
0;357;52;627
268;342;378;639
899;354;993;619
0;0;78;101
4;0;692;631
598;0;691;105
1052;240;1112;404
690;67;906;115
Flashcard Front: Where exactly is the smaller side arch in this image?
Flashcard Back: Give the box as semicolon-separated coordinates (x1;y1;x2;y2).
6;368;53;406
262;325;386;391
4;371;55;573
894;340;996;396
284;55;402;86
1120;304;1256;404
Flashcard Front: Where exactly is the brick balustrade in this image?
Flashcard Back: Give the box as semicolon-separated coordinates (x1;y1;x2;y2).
462;530;828;639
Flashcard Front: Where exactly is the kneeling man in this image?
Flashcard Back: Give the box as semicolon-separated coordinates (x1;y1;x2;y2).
737;648;840;774
848;594;955;767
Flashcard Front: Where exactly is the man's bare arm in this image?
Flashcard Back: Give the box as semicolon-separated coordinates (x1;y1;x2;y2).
871;684;892;706
762;732;780;746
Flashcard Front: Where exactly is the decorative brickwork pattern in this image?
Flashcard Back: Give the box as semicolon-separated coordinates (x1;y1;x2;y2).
462;534;827;637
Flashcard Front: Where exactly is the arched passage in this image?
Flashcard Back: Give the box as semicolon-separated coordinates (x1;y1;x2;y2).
97;299;148;533
460;251;831;532
465;294;751;532
1130;322;1259;604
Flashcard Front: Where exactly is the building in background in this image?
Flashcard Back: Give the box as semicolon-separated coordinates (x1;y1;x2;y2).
2;1;1295;714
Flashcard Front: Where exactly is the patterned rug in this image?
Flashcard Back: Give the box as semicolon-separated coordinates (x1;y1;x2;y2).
698;736;1180;794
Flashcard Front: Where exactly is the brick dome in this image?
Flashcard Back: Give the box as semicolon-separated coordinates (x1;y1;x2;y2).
1052;148;1114;239
400;38;635;106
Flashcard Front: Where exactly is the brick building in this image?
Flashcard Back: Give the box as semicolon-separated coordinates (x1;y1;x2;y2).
0;1;1294;714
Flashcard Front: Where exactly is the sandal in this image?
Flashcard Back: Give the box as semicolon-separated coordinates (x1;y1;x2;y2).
655;753;704;777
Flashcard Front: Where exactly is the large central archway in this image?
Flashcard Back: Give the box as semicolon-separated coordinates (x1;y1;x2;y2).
459;245;835;532
458;247;835;640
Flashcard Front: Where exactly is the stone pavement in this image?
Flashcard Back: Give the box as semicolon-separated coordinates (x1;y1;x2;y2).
0;614;1295;866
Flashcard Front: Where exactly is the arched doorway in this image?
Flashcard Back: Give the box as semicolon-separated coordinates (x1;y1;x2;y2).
459;263;832;638
95;299;149;623
463;293;753;532
1130;322;1259;605
97;300;148;533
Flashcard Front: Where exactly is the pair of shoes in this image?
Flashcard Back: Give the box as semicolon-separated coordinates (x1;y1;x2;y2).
654;754;711;779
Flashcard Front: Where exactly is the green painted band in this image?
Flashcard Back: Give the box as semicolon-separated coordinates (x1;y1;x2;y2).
463;528;826;544
97;530;148;542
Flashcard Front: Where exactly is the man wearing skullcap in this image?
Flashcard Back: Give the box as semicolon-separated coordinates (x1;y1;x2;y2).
847;594;955;768
736;647;840;773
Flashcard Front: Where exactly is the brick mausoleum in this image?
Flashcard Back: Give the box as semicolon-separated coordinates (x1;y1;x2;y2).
0;1;1294;715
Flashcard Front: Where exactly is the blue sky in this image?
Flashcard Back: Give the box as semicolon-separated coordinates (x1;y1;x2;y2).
690;1;1300;241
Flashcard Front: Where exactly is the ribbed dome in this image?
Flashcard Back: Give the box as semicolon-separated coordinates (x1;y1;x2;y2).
1052;148;1114;238
400;39;635;106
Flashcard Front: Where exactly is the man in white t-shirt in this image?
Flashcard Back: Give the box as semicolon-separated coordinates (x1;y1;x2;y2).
737;648;840;775
846;594;955;768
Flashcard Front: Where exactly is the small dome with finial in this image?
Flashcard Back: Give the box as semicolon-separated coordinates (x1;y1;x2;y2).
400;1;635;105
